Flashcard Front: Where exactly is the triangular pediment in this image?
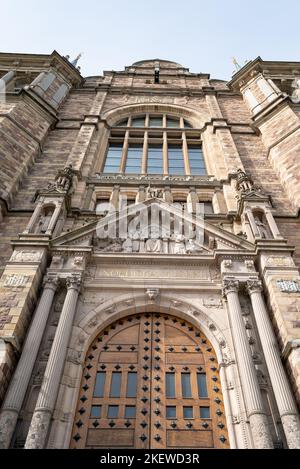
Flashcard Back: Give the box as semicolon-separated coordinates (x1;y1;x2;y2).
51;198;255;255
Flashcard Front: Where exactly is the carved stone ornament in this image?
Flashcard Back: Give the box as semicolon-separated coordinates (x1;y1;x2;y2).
266;256;294;267
203;297;223;309
46;164;76;195
249;413;274;449
10;250;43;263
146;289;160;301
66;275;82;291
146;186;164;200
0;410;18;449
171;300;182;308
25;411;52;449
4;274;30;288
246;279;263;295
277;280;300;293
236;169;254;193
67;349;83;365
73;256;84;266
105;305;117;315
224;260;233;270
245;260;255;270
222;279;239;297
290;77;300;104
281;415;300;449
232;415;241;425
235;169;267;215
43;275;59;290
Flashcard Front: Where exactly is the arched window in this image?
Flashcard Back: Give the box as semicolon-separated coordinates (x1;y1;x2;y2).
102;113;206;176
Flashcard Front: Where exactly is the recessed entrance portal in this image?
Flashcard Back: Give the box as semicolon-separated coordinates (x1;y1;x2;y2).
70;313;229;449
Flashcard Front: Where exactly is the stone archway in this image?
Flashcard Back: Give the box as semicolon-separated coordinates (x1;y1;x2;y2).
70;311;230;449
47;293;242;449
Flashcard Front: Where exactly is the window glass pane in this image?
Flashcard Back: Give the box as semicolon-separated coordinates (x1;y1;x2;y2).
167;117;180;128
168;145;185;175
166;373;175;398
200;407;211;419
183;407;193;419
197;373;208;398
184;120;193;128
132;117;145;127
110;372;122;398
94;372;106;397
125;144;143;174
188;146;207;175
126;372;137;398
166;406;177;419
117;118;128;127
108;406;119;418
90;406;102;418
125;406;136;419
181;373;192;398
147;145;163;174
149;117;163;127
103;144;122;173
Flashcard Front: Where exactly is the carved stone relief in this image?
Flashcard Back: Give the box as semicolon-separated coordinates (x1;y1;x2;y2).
266;257;294;267
10;250;43;263
95;235;203;255
4;275;30;288
277;280;300;293
202;297;223;309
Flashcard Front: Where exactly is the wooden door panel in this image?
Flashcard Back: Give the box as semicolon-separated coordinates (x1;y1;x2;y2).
109;325;139;344
167;430;214;448
70;313;229;449
87;429;135;448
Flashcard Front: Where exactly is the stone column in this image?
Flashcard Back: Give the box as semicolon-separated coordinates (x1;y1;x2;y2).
0;275;59;449
46;203;62;235
223;279;273;448
24;201;44;234
247;280;300;449
264;209;283;239
24;275;81;449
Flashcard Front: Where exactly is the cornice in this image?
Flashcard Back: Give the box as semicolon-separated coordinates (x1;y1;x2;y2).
89;174;221;188
70;84;239;97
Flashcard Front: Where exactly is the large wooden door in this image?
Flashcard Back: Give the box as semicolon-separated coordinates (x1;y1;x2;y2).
70;313;229;449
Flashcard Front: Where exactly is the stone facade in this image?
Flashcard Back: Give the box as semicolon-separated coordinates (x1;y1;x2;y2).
0;53;299;449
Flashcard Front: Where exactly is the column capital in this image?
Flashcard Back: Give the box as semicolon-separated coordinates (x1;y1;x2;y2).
66;275;82;291
246;279;263;295
222;278;240;297
43;275;60;291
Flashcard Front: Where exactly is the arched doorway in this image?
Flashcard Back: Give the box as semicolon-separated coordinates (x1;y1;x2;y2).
70;313;229;449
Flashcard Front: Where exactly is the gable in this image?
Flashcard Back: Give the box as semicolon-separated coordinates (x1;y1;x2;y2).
51;199;254;255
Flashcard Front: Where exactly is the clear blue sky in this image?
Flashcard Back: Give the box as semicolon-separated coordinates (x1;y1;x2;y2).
1;0;299;80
